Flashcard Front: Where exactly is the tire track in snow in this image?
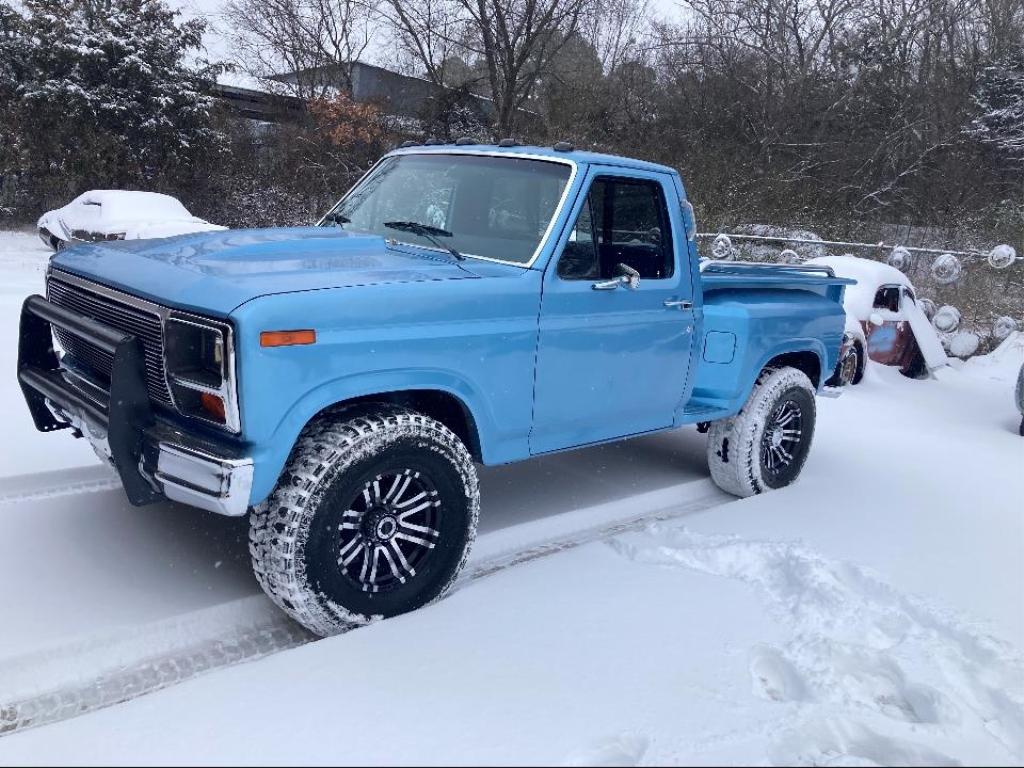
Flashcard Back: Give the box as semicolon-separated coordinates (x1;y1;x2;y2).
0;466;119;506
0;488;730;738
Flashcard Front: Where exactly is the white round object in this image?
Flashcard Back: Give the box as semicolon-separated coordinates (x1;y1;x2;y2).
887;245;911;271
932;305;961;333
993;315;1018;340
931;253;962;285
778;248;800;264
948;331;980;358
918;297;937;320
711;234;734;260
988;244;1016;269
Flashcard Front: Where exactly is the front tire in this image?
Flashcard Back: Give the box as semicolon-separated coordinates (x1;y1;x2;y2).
250;407;480;636
706;367;816;498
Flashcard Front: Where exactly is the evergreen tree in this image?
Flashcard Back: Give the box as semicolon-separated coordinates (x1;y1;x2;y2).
1;0;226;209
971;48;1024;162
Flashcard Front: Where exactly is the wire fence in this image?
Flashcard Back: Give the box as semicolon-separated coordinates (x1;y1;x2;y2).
694;232;993;260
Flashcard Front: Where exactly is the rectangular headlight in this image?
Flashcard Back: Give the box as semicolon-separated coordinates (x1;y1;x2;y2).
164;313;240;432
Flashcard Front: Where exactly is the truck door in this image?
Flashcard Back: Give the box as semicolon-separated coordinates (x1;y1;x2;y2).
530;168;696;454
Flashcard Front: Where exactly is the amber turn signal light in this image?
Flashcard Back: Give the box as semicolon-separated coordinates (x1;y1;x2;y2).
200;392;227;423
260;329;317;347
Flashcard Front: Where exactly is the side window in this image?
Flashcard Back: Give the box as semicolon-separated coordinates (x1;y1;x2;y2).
557;176;674;281
873;285;901;313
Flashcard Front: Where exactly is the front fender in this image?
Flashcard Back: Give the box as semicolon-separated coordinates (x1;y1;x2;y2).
247;369;498;505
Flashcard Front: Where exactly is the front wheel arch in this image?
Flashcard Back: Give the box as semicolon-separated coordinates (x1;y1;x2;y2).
250;406;481;635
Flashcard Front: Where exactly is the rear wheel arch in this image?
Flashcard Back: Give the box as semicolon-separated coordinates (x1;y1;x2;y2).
763;349;822;389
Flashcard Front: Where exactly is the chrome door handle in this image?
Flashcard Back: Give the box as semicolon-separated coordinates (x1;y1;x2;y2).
664;299;693;309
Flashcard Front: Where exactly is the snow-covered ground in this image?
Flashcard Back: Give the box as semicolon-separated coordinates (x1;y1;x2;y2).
0;228;1021;765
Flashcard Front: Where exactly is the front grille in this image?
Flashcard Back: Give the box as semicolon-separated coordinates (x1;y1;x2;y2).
47;276;174;406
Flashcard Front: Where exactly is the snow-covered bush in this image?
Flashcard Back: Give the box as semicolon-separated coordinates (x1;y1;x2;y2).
931;253;963;285
729;224;827;262
887;245;911;271
988;244;1017;269
918;297;938;320
712;234;734;260
948;331;981;358
993;316;1019;340
933;305;961;333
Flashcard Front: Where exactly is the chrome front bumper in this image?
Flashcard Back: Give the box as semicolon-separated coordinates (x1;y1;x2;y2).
155;442;254;517
51;402;254;517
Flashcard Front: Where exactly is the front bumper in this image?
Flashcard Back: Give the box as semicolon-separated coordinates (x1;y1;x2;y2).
18;293;253;516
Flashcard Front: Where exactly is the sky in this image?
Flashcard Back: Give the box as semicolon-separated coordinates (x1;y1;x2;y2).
167;0;686;74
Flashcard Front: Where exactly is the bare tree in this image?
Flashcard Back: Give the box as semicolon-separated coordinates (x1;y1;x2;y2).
223;0;375;98
581;0;650;71
382;0;596;136
380;0;472;86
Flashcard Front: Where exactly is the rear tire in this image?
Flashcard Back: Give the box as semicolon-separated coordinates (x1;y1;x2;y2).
706;367;816;497
249;406;480;636
850;342;865;385
827;341;863;387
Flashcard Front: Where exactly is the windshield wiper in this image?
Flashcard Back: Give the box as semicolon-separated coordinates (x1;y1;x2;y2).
323;212;351;226
384;220;465;261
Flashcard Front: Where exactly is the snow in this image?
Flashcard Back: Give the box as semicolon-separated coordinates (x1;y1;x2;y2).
963;331;1024;382
0;229;1022;764
949;330;981;358
933;305;962;333
806;255;913;321
0;231;101;478
37;191;224;242
994;316;1020;340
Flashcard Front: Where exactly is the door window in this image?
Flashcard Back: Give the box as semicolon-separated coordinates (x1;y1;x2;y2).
557;176;674;281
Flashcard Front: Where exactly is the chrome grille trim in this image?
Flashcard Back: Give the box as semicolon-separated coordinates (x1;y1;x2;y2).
46;271;175;406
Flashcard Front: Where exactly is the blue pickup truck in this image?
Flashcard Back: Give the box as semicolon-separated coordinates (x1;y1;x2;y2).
18;144;852;634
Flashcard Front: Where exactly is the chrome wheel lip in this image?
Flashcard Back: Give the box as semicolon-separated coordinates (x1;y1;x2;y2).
335;469;442;594
760;399;804;477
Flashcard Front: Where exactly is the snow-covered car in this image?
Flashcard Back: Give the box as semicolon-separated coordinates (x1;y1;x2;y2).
807;255;948;378
37;191;225;251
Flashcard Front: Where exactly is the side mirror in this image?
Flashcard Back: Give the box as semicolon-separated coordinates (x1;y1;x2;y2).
592;263;641;292
618;263;641;290
869;312;883;327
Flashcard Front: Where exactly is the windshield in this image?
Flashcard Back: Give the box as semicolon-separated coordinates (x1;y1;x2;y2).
320;153;573;264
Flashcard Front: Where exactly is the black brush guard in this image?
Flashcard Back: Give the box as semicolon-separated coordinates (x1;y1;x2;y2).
18;294;162;505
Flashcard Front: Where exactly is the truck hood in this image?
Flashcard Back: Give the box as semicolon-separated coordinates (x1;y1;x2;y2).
49;227;477;317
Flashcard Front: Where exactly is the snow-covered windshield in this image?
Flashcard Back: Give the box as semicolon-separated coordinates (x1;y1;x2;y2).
78;191;194;223
320;153;572;265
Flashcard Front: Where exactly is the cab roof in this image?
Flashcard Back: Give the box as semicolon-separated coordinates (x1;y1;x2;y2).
387;142;679;177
